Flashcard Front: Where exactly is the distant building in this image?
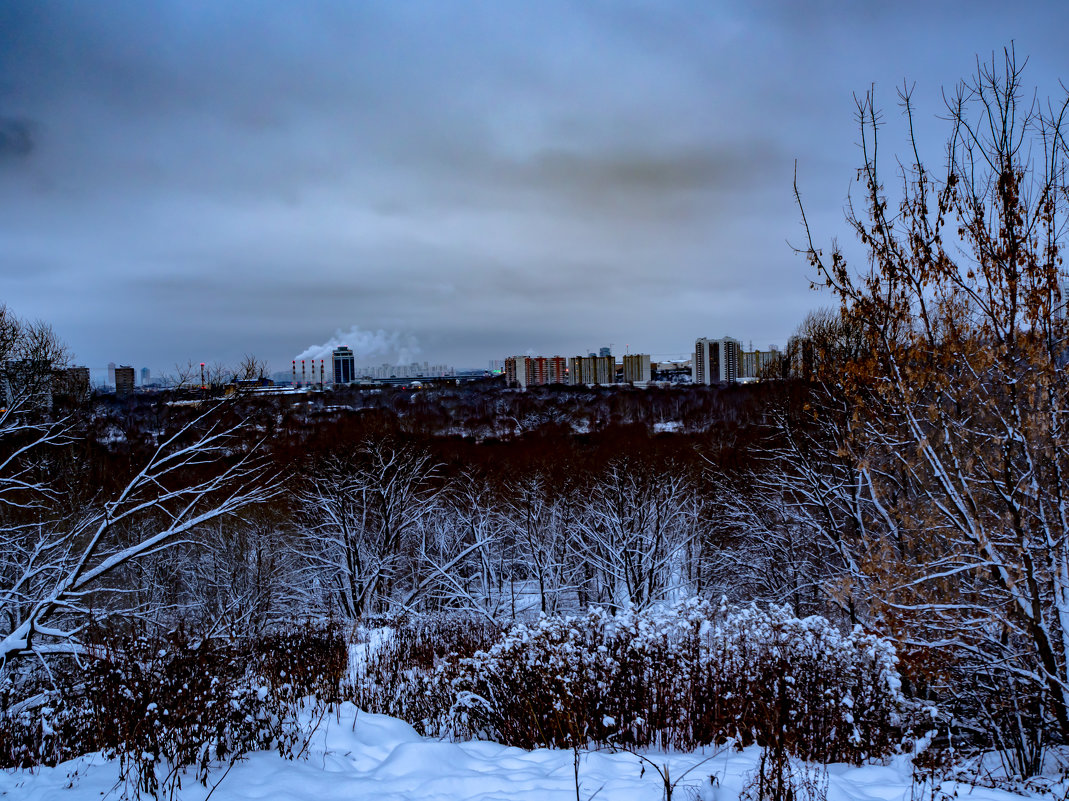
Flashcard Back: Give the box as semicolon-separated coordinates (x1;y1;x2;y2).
333;346;355;384
596;356;615;384
693;337;740;385
107;362;116;388
547;355;567;385
568;355;615;386
504;356;528;388
53;366;90;401
599;346;612;358
740;351;756;379
568;356;585;385
622;354;651;385
140;367;151;386
504;355;567;388
527;357;548;386
355;361;455;379
533;356;568;386
114;365;135;396
739;347;784;380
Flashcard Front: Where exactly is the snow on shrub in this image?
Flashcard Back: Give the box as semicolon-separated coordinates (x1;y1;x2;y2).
351;614;501;733
356;599;902;763
0;623;347;799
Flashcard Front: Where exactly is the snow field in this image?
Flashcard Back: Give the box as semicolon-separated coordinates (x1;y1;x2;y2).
0;704;1035;801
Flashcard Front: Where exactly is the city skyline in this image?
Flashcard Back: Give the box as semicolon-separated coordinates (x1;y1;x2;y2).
78;330;780;379
3;2;1066;373
75;336;727;386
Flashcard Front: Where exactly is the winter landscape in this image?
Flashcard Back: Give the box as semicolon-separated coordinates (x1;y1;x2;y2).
5;2;1069;801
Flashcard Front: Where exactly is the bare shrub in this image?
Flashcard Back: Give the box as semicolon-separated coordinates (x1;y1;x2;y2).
0;623;347;798
355;599;902;762
740;749;829;801
351;614;501;730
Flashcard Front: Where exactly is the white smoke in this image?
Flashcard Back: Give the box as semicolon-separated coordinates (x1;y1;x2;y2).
295;326;422;366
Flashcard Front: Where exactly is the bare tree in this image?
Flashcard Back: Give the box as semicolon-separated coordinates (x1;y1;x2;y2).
500;474;576;614
573;460;699;610
294;439;442;618
707;397;872;623
413;471;510;620
154;511;288;636
0;306;69;413
0;398;276;670
796;47;1069;774
236;354;270;383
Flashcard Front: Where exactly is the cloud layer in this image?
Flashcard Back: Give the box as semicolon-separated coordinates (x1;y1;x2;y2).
0;1;1065;371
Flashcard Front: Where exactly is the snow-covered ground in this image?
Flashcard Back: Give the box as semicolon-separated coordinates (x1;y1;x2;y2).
0;704;1035;801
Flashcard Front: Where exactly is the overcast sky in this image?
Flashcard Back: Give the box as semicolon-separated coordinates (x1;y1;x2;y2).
2;1;1067;376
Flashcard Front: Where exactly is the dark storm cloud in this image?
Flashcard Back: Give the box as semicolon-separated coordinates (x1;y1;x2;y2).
506;139;783;208
0;0;1065;371
0;118;34;160
525;145;761;193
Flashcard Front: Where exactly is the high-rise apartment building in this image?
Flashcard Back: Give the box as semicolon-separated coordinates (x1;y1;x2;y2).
568;355;615;385
547;355;567;384
693;337;740;385
568;356;585;385
739;348;783;380
332;346;355;385
504;355;567;388
527;357;548;386
596;355;615;384
53;366;90;400
622;354;651;385
140;367;151;386
504;356;529;388
114;365;135;396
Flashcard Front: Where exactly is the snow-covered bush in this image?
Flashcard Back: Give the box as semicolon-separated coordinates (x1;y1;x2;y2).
352;614;501;731
357;599;902;763
0;623;347;798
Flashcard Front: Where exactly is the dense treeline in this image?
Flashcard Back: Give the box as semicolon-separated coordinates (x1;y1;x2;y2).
48;378;798;628
3;330;828;648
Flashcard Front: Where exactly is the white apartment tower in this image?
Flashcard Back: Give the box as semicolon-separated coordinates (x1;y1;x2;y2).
693;337;740;385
